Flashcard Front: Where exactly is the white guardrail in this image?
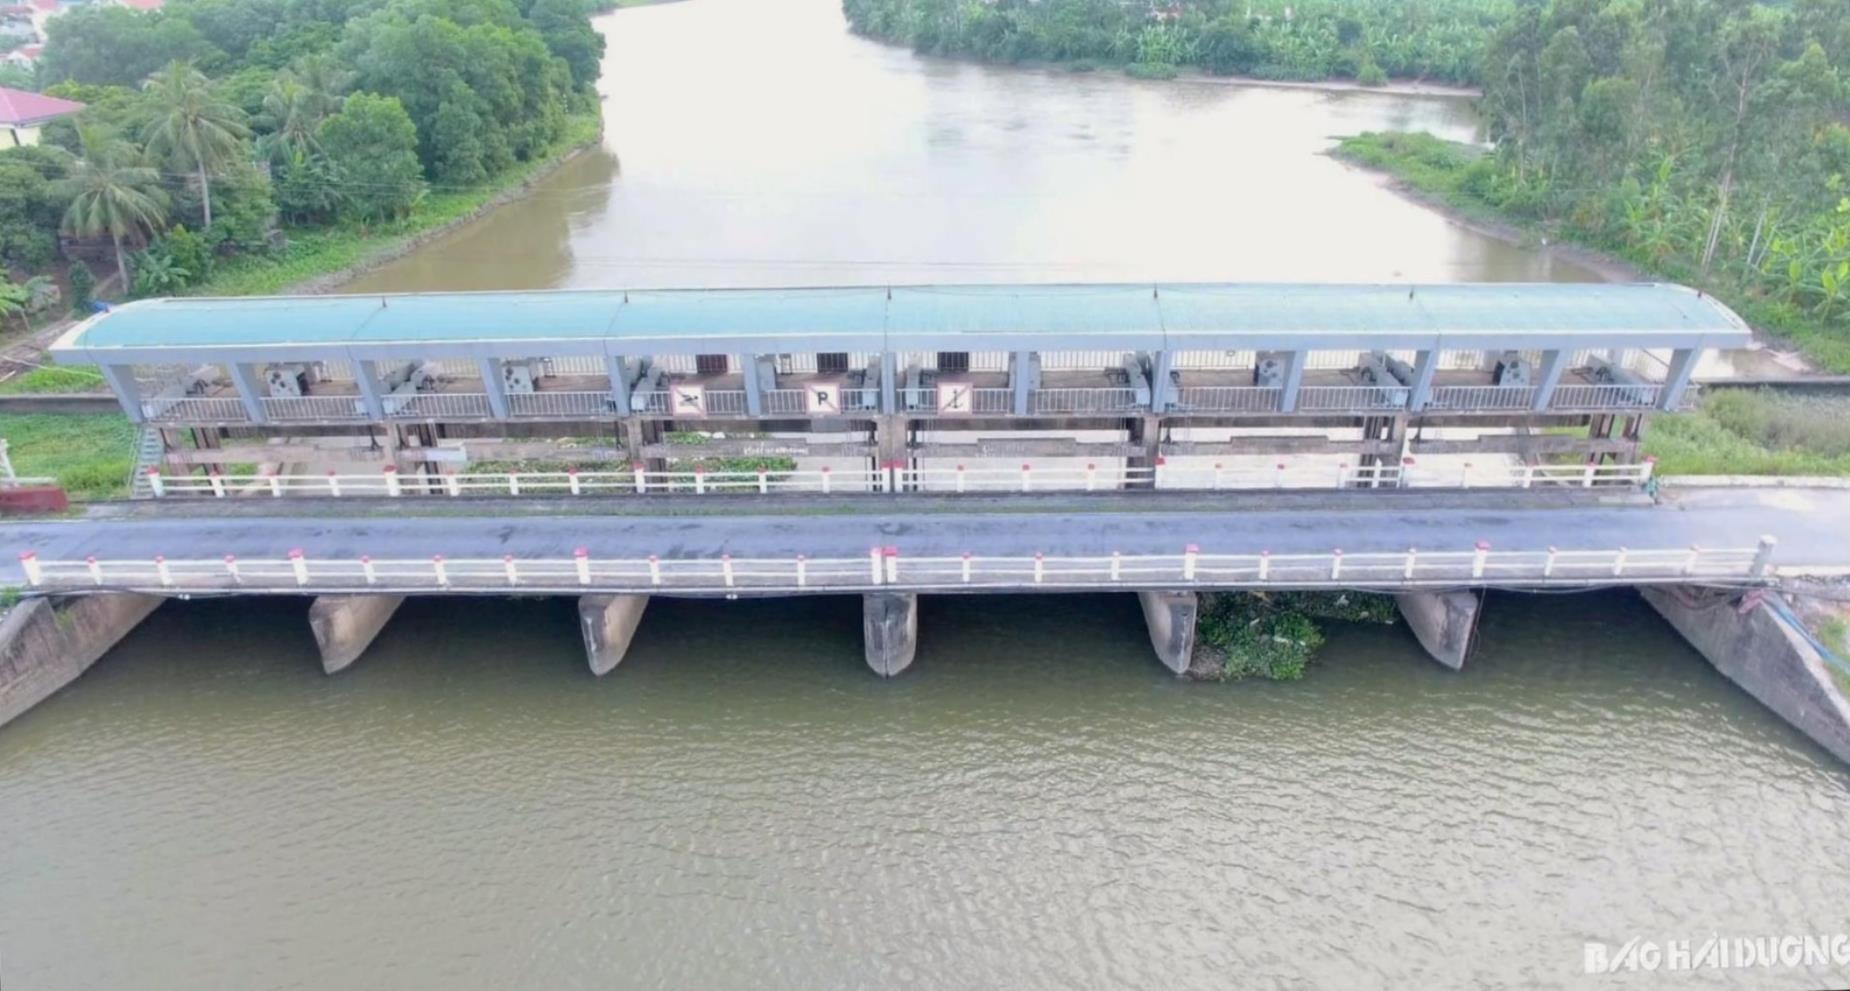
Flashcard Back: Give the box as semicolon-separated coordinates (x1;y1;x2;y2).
139;460;1657;498
13;540;1776;595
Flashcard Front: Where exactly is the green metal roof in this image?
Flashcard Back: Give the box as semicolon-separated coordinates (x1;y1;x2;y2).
51;282;1752;360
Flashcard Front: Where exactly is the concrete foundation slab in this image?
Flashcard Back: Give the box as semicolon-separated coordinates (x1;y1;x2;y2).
863;592;917;677
1395;590;1480;670
1137;590;1197;675
578;594;650;676
1643;587;1850;767
0;594;162;729
308;594;405;675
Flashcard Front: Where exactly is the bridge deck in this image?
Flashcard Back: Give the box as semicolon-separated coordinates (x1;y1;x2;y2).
3;486;1844;592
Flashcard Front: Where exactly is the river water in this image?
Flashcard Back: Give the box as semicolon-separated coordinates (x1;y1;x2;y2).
5;1;1850;989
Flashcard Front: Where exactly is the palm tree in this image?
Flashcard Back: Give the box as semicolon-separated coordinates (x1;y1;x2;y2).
56;125;170;292
254;71;325;166
142;60;249;229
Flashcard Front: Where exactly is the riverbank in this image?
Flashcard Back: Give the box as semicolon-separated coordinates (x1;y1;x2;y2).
932;54;1478;99
1331;131;1845;373
183;112;603;299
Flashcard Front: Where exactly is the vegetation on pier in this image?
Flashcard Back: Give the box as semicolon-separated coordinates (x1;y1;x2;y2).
842;0;1503;85
0;0;606;304
1194;591;1398;680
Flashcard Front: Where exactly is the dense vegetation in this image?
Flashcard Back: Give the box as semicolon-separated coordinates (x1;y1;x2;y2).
1337;0;1850;369
0;0;605;306
0;413;139;500
1645;388;1850;476
842;0;1511;85
1194;591;1398;680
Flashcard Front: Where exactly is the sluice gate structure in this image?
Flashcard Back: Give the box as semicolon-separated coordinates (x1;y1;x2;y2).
11;281;1850;767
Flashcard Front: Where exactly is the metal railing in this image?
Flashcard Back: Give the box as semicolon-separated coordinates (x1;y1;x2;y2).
385;392;493;419
13;541;1775;596
262;395;368;421
1297;385;1410;412
1029;388;1142;414
1170;386;1281;413
143;396;249;423
1549;384;1662;410
506;391;616;418
1428;385;1536;411
137;459;1656;499
898;387;1014;416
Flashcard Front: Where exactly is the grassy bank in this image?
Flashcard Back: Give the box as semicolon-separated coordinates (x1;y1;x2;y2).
1333;132;1850;372
0;412;137;500
183;112;602;299
1645;390;1850;477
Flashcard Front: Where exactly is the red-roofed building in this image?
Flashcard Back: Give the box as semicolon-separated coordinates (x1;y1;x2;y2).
0;85;83;148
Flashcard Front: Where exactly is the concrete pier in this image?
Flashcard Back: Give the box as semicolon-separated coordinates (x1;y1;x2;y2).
863;592;917;677
1395;590;1480;670
1137;590;1197;675
308;595;404;674
578;594;650;676
1643;587;1850;766
0;594;161;728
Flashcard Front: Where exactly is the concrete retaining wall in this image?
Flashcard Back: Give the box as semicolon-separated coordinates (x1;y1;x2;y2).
1643;587;1850;767
0;594;161;729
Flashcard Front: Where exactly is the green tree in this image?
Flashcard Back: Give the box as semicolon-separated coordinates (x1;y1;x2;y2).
316;91;423;222
54;125;171;292
39;5;221;87
0;279;32;333
142;60;252;229
66;262;96;317
253;70;326;164
527;0;604;89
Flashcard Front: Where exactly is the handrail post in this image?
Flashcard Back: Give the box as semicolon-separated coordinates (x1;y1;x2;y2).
208;471;225;498
361;555;376;586
1258;550;1271;582
1183;543;1199;582
883;546;899;584
1329;548;1343;581
1033;552;1044;585
1085;462;1097;492
797;554;808;588
87;554;102;585
1611;547;1628;577
1752;535;1777;577
18;550;40;587
1403;547;1416;580
154;554;171;587
289;548;308;586
869;547;883;585
1543;546;1558;578
722;553;735;588
575;547;591;585
504;554;519;586
1471;540;1489;579
224;554;239;585
383;464;401;497
648;554;662;587
326;470;341;497
1683;545;1701;576
821;466;832;494
568;467;581;496
432;554;448;587
1020;463;1031;493
633;462;647;495
146;467;165;498
1110;550;1122;582
961;551;972;584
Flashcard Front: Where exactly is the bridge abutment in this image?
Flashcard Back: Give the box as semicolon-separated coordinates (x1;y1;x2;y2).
1643;586;1850;767
0;594;161;728
1395;590;1480;670
1137;590;1197;675
308;595;405;674
578;594;651;676
863;592;917;677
